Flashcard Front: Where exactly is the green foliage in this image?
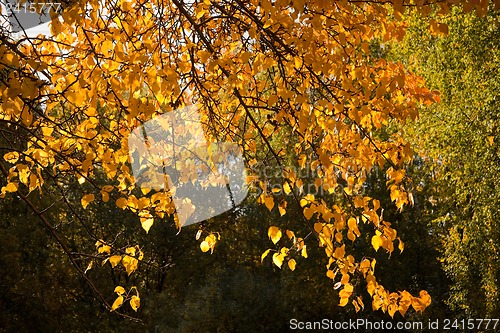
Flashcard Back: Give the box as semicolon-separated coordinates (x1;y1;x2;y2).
391;6;500;317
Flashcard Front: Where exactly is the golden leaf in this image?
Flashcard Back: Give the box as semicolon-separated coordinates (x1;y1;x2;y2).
116;197;128;209
301;245;308;258
264;195;274;211
272;253;284;268
200;241;210;252
288;258;296;271
98;245;111;254
122;255;138;275
141;217;154;233
339;297;349;307
3;152;19;164
3;182;18;193
114;286;126;295
261;249;271;262
109;255;122;268
130;295;140;311
81;194;95;209
110;296;123;312
303;206;315;220
398;238;404;253
268;226;282;244
371;234;384;252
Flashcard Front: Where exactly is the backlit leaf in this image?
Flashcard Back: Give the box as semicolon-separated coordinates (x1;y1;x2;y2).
261;249;271;262
371;234;384;252
272;253;284;268
141;217;154;233
114;286;126;295
81;194;95;209
109;255;121;268
288;258;296;271
110;296;123;312
130;295;140;311
268;226;282;244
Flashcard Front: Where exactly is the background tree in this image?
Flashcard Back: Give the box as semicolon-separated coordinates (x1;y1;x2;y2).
389;4;500;318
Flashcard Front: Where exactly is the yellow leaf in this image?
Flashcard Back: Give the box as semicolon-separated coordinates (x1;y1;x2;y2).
357;296;364;310
288;258;296;271
333;244;345;259
314;222;323;234
359;259;371;275
261;249;271;262
3;182;18;193
126;246;136;256
278;202;287;216
141;217;154;233
398;238;404;253
114;286;126;295
283;182;291;194
3;152;19;164
116;197;128;209
303;206;315;220
272;253;284;268
101;191;109;203
411;290;432;313
268;226;282;244
81;194;95;209
347;217;357;230
200;241;210;252
130;295;140;311
110;295;123;311
197;50;211;62
122;255;138;275
388;303;397;318
301;245;308;258
264;195;274;211
41;126;53;136
98;245;111;254
353;299;360;312
109;255;121;268
84;261;93;274
200;234;217;254
339;297;349;307
371;234;384;252
326;270;335;279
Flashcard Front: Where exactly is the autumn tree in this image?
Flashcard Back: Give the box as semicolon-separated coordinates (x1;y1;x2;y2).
1;0;497;323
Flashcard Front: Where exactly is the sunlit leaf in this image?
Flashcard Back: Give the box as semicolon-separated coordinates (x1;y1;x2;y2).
109;255;122;268
81;194;95;209
140;217;154;233
114;286;126;295
288;258;296;271
261;249;271;262
110;296;123;312
272;253;284;268
268;226;282;244
371;234;384;252
130;295;140;311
